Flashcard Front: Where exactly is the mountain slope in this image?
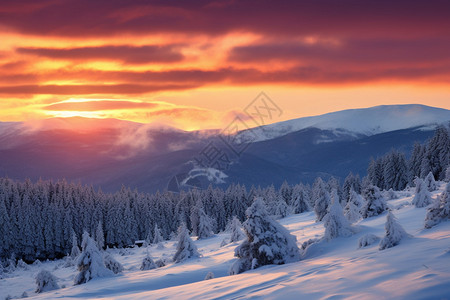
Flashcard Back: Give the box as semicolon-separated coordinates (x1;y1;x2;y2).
240;104;450;142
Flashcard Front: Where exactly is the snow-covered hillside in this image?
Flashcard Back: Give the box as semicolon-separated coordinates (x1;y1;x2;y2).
241;104;450;142
1;183;449;300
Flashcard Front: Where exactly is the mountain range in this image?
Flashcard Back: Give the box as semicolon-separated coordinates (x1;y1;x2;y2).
0;104;449;193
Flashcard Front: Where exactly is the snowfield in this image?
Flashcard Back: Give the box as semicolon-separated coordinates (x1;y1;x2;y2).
1;184;449;300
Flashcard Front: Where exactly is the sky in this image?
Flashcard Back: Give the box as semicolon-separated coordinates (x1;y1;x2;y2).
1;0;450;130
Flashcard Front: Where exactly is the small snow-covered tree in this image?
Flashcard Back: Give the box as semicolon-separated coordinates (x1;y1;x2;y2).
95;221;105;250
343;191;362;223
153;224;164;245
35;269;59;293
291;184;311;214
412;178;433;208
229;216;245;243
74;231;112;285
271;194;289;219
358;234;380;248
103;253;123;274
70;231;80;258
197;207;215;240
173;223;200;263
313;178;331;222
425;171;437;191
379;211;408;250
424;182;450;228
140;250;157;270
323;190;353;240
361;185;388;218
204;271;214;280
229;198;300;275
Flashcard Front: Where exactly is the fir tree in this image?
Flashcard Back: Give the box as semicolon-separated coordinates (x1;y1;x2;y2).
424;182;450;228
425;172;437;192
323;190;353;240
361;185;388;218
229;216;245;243
229;198;300;275
344;189;362;223
412;178;433;208
95;221;105;250
173;223;200;263
379;211;408;250
313;178;331;222
103;253;123;274
74;232;112;285
35;270;59;293
140;249;157;270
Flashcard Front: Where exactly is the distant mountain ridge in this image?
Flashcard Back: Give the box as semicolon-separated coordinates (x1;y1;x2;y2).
0;104;449;192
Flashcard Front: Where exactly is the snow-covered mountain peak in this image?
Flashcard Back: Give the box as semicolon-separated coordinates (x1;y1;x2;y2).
242;104;450;142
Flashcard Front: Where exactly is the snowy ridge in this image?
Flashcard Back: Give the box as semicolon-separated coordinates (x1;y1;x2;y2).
240;104;450;142
2;183;449;299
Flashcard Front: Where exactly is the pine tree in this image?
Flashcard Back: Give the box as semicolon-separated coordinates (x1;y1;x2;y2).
291;184;311;214
103;252;123;274
313;178;331;222
173;223;200;263
323;190;353;240
424;182;450;228
70;231;80;258
229;198;300;275
229;216;245;243
361;185;388;218
152;224;164;245
412;178;433;208
95;221;105;250
140;249;157;270
344;190;362;223
272;193;289;219
35;270;59;293
74;232;112;285
379;211;408;250
425;172;437;192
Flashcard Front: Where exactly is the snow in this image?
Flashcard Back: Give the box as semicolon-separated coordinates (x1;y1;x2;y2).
239;104;450;142
1;184;450;299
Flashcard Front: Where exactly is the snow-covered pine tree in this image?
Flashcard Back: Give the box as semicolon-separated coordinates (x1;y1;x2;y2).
272;193;289;219
291;184;311;214
152;224;163;244
74;231;112;285
229;198;300;275
35;269;59;293
140;249;157;270
408;143;425;184
361;185;388;218
344;190;362;223
204;271;214;280
412;178;433;208
190;200;215;240
229;216;245;243
358;234;380;248
197;207;215;240
313;178;331;222
425;171;437;191
103;252;123;274
95;221;105;250
323;190;353;240
424;182;450;228
379;211;408;250
173;223;200;263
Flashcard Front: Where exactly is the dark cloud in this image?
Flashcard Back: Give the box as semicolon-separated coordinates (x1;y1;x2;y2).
229;38;450;65
0;83;199;95
0;0;449;38
43;100;159;111
17;45;184;64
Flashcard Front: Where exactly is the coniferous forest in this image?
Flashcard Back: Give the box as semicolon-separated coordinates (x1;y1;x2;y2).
0;125;449;263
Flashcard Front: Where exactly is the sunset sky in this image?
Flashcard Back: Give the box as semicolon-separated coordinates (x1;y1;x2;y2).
1;0;450;130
